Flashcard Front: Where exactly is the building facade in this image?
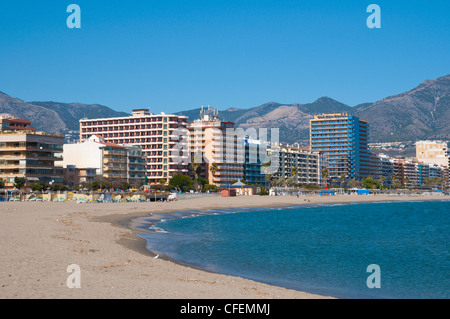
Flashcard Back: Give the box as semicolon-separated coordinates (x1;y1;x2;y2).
0;131;64;188
0;114;36;132
416;140;449;187
270;144;319;185
188;109;244;186
378;154;446;188
58;135;146;187
310;113;373;181
79;109;189;184
243;137;270;187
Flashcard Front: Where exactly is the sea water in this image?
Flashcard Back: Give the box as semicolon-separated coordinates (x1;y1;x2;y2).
138;201;449;298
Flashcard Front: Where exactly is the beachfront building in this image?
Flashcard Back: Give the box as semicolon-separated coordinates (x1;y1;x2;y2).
416;140;449;187
79;109;189;185
187;107;244;186
416;140;449;167
310;113;374;181
378;154;394;186
382;156;446;188
57;135;146;187
270;144;319;185
0;130;64;189
243;137;270;187
0;114;36;132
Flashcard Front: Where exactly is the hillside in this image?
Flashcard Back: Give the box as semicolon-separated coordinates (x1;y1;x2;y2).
177;75;450;144
0;92;129;134
1;74;448;144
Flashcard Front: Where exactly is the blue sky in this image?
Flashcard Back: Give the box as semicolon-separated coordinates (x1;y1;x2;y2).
0;0;449;114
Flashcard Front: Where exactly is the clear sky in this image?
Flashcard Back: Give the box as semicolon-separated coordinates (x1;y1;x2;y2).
0;0;449;114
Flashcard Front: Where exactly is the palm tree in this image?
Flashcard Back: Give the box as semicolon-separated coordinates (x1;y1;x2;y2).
380;176;386;189
340;174;346;188
404;176;410;188
264;174;273;188
321;168;329;188
191;155;201;189
291;166;299;186
209;162;218;184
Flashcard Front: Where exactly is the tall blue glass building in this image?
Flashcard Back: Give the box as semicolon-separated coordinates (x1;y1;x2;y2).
309;113;374;180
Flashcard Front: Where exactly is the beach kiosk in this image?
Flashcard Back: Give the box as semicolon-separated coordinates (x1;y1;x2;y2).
319;189;335;196
220;180;258;196
221;189;236;197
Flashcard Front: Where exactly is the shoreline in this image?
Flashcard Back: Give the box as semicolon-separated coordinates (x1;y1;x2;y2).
0;194;447;299
119;196;450;298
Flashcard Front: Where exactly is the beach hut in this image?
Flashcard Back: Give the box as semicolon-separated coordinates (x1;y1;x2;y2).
357;189;370;195
220;180;258;196
319;189;335;196
221;189;236;197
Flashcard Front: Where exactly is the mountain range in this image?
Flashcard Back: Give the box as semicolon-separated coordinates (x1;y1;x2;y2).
177;74;450;144
0;74;449;144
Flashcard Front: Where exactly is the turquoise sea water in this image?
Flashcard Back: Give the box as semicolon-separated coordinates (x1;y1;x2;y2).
138;201;450;298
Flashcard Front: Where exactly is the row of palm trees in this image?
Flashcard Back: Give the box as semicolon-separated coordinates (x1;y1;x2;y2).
199;159;447;190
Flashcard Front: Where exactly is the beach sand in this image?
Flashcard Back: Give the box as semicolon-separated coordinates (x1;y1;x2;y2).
0;194;445;299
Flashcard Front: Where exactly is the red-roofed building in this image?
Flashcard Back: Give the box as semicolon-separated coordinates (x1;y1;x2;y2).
0;114;36;132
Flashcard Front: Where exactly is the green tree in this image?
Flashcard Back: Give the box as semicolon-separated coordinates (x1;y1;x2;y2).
380;176;386;189
340;174;346;188
30;182;45;191
291;166;299;186
119;181;131;191
49;183;68;191
403;176;410;188
169;174;193;192
264;174;273;188
197;177;209;190
362;176;381;189
14;177;26;190
209;162;218;176
0;178;5;189
321;169;329;188
347;178;361;188
276;177;286;187
90;179;112;190
203;184;219;192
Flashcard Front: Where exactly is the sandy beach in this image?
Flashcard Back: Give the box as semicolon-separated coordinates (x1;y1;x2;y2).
0;193;446;299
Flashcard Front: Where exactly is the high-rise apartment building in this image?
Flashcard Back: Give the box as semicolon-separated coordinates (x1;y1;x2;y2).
243;137;270;187
0;131;64;188
310;113;373;180
187;109;244;186
270;144;319;185
79;109;189;184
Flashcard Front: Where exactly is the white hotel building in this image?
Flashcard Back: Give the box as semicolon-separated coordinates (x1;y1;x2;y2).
79;109;189;185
